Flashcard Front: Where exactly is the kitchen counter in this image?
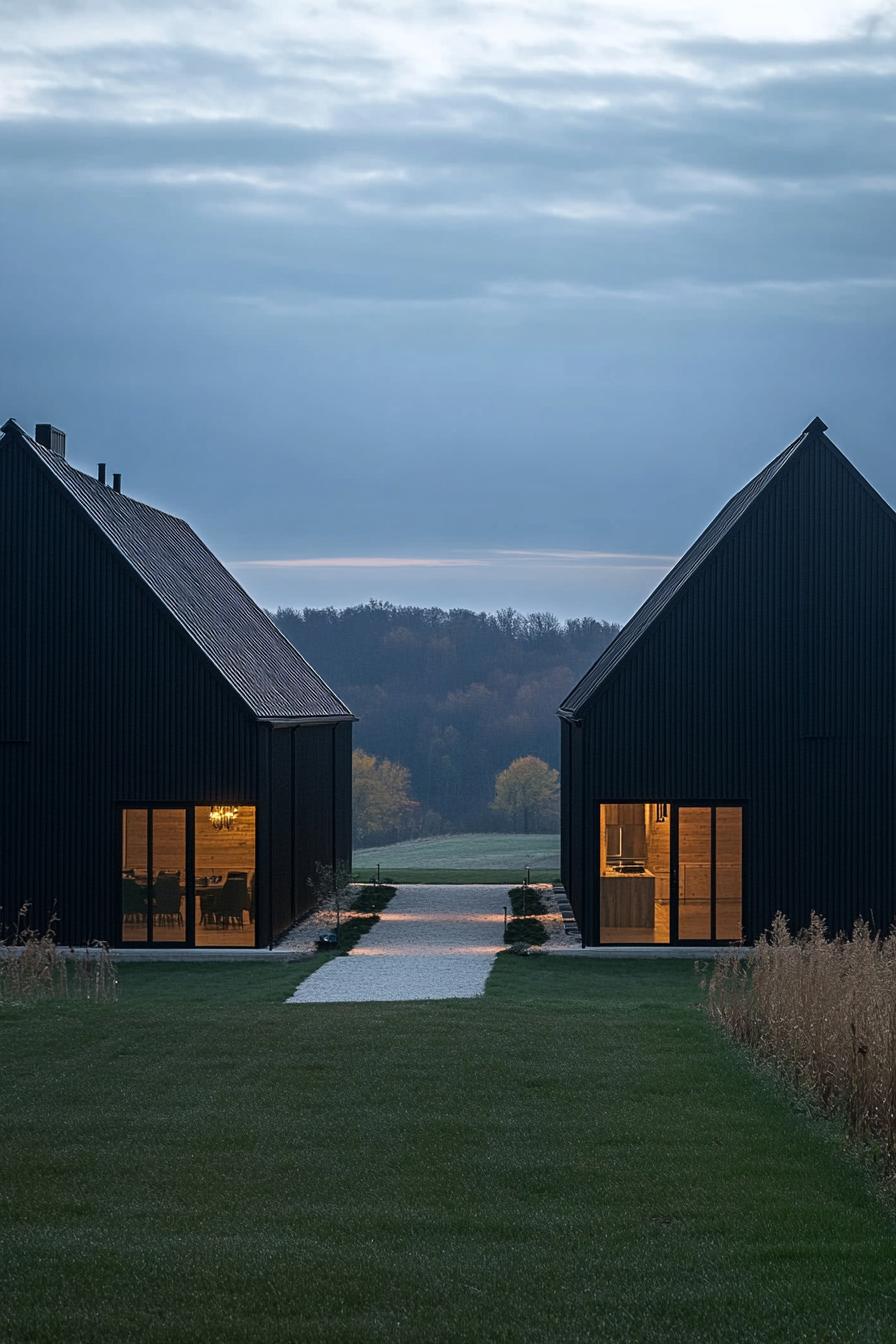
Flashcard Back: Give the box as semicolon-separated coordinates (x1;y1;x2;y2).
600;871;655;928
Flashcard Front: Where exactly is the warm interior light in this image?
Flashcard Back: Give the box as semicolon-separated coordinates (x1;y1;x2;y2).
209;804;239;831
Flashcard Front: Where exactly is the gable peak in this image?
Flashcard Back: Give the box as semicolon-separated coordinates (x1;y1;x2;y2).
803;415;828;437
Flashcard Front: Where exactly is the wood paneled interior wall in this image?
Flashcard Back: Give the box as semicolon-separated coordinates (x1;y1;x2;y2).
716;807;742;940
194;807;256;878
122;809;148;873
679;807;712;902
126;807;258;881
645;806;671;910
150;809;186;878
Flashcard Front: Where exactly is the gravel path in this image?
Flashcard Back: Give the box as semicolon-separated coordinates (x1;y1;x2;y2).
285;884;508;1004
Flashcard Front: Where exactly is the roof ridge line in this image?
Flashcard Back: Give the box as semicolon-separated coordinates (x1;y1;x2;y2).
557;424;812;719
8;418;355;723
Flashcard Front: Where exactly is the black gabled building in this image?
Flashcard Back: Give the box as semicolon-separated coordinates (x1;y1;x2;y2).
0;418;354;949
559;418;896;947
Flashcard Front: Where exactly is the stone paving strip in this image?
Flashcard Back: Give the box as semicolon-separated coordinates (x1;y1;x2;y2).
285;884;508;1004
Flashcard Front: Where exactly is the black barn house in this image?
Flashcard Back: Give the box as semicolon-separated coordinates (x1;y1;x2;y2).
559;419;896;947
0;419;354;948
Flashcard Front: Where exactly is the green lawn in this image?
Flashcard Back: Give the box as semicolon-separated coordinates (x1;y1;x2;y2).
353;832;559;884
3;957;895;1343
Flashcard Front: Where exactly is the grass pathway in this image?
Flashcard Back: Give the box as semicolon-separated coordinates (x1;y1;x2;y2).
3;957;896;1342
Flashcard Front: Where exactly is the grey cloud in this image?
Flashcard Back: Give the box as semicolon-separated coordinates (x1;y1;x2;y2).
2;3;894;600
671;31;896;65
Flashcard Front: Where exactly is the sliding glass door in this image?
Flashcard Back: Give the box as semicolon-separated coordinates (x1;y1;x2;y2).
120;808;188;946
598;803;743;944
194;806;256;948
119;805;256;947
673;805;743;943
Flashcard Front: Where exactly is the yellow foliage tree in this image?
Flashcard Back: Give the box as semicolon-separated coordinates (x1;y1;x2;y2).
352;749;418;842
491;755;559;833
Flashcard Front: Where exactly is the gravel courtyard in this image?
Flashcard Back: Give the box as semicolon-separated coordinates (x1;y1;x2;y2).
286;884;508;1004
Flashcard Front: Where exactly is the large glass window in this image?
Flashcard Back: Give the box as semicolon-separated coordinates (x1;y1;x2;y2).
599;803;671;944
121;809;149;942
194;806;256;948
120;805;256;946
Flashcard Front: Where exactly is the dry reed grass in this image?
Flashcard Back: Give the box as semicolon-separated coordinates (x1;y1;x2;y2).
706;913;896;1174
0;906;119;1006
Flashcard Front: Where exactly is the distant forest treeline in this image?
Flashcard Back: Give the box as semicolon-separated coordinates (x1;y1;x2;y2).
274;602;618;835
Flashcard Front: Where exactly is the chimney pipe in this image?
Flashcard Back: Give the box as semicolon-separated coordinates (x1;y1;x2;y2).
112;472;122;493
35;424;66;458
98;463;106;485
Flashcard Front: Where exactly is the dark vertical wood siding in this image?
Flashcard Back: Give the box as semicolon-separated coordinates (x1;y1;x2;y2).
562;441;896;944
0;438;259;943
0;462;30;743
2;435;354;947
560;720;570;894
264;722;353;942
268;726;295;940
332;722;353;871
292;725;335;929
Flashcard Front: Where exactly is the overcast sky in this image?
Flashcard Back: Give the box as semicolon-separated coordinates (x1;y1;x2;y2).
3;1;895;621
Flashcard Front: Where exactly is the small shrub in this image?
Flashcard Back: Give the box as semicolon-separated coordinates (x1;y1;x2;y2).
307;861;354;941
334;914;379;953
504;916;547;946
314;885;397;954
507;886;549;918
350;885;397;914
505;940;535;956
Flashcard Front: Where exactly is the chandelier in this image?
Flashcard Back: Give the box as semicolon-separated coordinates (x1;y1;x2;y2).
209;804;239;831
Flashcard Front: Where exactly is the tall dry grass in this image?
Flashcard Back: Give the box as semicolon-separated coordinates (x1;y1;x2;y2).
706;914;896;1173
0;906;119;1006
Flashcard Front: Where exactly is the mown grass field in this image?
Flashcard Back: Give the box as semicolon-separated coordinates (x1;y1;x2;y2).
353;832;560;884
4;956;896;1343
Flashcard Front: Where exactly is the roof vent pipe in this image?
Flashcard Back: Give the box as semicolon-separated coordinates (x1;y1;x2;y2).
98;463;106;485
112;472;121;493
35;424;66;458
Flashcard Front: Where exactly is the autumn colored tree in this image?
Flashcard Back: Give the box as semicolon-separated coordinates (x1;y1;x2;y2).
352;749;418;843
491;755;560;833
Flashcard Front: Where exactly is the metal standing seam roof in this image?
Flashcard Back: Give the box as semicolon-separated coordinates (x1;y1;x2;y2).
557;420;825;720
2;419;354;724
